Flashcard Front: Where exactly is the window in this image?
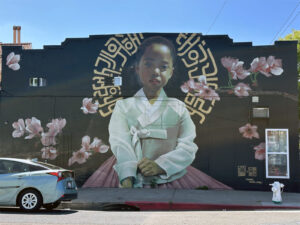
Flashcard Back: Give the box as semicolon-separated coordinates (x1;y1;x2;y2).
0;160;29;173
29;77;47;87
39;78;47;86
29;77;39;87
253;107;269;118
0;160;47;174
0;160;7;174
113;76;122;86
265;129;289;179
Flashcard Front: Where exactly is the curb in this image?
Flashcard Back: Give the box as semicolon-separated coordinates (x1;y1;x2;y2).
60;201;300;211
125;201;300;211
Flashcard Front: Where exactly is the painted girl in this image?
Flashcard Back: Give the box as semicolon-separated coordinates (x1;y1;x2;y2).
83;36;231;189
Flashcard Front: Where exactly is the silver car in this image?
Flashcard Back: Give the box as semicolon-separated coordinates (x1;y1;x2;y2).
0;158;77;211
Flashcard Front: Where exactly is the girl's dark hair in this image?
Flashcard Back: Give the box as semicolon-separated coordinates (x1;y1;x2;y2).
135;36;176;64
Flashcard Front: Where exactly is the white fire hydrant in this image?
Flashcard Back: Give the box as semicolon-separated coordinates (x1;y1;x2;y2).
270;181;284;204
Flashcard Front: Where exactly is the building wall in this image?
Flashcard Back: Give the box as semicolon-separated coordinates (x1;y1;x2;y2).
0;42;32;85
0;33;298;191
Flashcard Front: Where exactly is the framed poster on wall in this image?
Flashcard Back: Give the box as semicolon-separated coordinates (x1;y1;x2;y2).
265;129;289;179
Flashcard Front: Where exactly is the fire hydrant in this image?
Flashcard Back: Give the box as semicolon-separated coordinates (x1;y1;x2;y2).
270;181;284;204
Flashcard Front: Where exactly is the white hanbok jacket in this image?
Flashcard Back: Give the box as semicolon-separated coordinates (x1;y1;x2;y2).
109;88;198;187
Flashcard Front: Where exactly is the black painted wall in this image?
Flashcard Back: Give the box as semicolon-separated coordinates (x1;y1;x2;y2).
0;33;298;191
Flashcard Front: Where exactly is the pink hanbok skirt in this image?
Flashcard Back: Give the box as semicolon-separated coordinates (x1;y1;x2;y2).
82;156;232;190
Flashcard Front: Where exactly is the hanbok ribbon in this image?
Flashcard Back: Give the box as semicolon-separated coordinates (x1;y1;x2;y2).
130;126;167;188
130;126;150;161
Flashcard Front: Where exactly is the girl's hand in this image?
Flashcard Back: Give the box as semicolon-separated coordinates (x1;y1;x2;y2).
138;158;165;176
121;177;133;188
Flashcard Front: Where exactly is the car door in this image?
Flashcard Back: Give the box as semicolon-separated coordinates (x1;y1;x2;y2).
0;160;29;204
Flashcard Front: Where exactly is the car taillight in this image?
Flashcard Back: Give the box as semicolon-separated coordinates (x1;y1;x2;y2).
48;172;65;182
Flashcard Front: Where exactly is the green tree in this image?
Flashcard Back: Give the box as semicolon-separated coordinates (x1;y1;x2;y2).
280;30;300;128
279;29;300;76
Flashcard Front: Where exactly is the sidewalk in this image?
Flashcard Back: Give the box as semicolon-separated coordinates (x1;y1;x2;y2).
61;188;300;211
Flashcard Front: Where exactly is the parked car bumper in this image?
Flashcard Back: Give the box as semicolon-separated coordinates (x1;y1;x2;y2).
59;193;78;201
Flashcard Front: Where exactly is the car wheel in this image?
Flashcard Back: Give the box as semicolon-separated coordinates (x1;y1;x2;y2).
18;189;42;211
43;201;61;210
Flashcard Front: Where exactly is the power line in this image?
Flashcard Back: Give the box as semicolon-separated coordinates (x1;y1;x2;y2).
278;11;300;39
206;0;227;35
270;1;300;44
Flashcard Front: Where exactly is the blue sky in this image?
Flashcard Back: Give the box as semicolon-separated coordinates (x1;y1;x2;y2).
0;0;299;49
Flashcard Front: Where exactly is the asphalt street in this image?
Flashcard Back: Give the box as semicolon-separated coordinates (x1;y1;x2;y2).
0;208;300;225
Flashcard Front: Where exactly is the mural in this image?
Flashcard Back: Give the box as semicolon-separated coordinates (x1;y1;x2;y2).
0;33;299;191
84;36;230;189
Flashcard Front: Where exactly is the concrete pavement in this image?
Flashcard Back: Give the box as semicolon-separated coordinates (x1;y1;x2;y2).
61;188;300;211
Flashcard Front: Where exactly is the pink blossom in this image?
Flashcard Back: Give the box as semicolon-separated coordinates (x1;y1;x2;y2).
266;56;283;76
46;118;66;135
180;79;204;93
221;57;250;80
41;147;58;160
250;57;269;75
41;130;57;146
239;123;260;139
68;148;91;166
90;137;101;152
250;56;283;77
197;75;207;86
234;83;251;97
195;85;220;101
180;82;190;93
90;137;109;153
41;118;66;146
81;135;91;151
99;145;109;153
25;117;43;139
12;119;25;138
180;77;219;102
254;142;266;160
81;98;99;114
6;52;20;71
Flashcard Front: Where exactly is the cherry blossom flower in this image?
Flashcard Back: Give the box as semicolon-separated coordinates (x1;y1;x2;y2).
68;148;91;166
239;123;260;139
12;119;26;138
250;57;269;75
180;82;190;93
180;79;201;93
46;118;66;135
198;75;207;85
195;85;220;101
81;98;99;114
266;56;283;76
221;57;250;80
180;77;219;101
41;118;66;146
25;117;43;139
234;83;252;97
99;145;109;153
254;142;266;160
90;137;109;153
250;56;283;77
81;135;91;151
41;147;58;160
68;135;109;166
41;130;57;146
6;52;21;71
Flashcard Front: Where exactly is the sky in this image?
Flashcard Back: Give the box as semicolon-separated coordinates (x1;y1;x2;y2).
0;0;299;49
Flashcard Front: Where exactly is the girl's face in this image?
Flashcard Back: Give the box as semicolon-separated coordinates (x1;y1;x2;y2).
136;43;174;93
